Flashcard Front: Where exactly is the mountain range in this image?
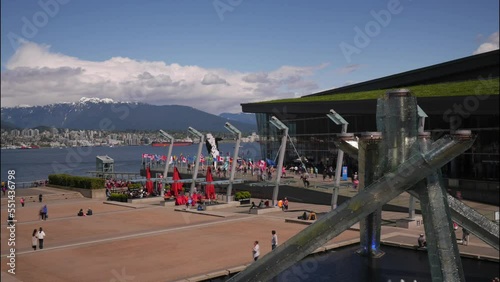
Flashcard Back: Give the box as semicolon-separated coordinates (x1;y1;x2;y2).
1;98;257;133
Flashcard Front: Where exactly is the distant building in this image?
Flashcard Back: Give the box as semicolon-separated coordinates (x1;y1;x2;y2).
242;50;499;204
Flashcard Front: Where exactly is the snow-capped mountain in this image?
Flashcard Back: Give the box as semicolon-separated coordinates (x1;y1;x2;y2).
1;98;256;132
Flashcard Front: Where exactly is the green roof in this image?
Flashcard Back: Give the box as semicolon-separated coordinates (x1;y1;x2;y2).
260;78;499;104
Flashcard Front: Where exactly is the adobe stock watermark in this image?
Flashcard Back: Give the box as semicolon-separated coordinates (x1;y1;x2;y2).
7;0;71;51
213;0;243;21
339;0;407;63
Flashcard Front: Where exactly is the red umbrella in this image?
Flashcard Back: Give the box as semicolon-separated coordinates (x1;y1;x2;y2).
205;166;216;200
145;166;154;194
171;167;183;196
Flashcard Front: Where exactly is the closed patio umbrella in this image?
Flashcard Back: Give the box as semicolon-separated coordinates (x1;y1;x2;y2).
171;167;183;196
205;166;216;200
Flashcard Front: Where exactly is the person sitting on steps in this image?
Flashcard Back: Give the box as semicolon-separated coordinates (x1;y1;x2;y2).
258;200;264;208
77;209;85;216
86;208;93;216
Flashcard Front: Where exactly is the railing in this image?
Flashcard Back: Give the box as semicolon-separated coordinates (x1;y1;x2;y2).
8;180;48;189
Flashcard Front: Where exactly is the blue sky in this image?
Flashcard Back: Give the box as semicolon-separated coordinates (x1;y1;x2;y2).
1;0;498;114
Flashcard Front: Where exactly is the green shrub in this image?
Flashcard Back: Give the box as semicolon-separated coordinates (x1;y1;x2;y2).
48;174;105;189
235;191;251;201
128;183;142;189
109;193;128;202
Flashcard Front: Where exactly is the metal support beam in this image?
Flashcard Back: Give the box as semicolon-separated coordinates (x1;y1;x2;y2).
336;131;500;250
187;127;204;194
327;110;349;210
228;135;474;282
159;130;174;180
413;132;465;281
357;132;384;258
225;122;241;202
269;116;289;206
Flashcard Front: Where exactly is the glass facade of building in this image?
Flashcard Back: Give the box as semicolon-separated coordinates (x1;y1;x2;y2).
256;112;499;182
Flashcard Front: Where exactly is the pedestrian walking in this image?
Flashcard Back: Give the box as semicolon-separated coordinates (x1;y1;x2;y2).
37;227;46;249
462;227;470;246
39;193;43;203
32;229;38;250
271;230;278;250
20;197;25;207
252;241;260;261
40;205;48;220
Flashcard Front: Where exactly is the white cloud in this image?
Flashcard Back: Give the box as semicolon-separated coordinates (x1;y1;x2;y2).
201;73;229;85
1;42;326;114
473;31;499;55
335;64;362;75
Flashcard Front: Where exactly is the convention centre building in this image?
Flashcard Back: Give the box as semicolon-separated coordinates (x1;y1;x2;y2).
241;50;499;204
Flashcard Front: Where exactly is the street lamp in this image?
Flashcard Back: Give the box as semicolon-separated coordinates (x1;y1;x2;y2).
224;122;242;202
407;105;429;219
417;105;428;133
269;116;288;206
159;130;174;180
327;109;349;210
187;126;205;194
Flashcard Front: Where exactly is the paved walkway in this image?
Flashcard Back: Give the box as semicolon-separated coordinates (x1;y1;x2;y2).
1;178;498;282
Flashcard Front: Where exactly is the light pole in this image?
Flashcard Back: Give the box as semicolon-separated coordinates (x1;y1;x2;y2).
327;109;348;210
187;126;204;195
224;122;242;202
159;130;174;179
408;105;429;219
269;116;288;206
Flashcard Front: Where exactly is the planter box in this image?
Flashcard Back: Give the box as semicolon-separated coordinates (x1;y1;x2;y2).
47;184;106;199
238;199;251;205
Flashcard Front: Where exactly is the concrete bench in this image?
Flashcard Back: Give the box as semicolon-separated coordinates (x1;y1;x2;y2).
249;206;281;214
396;216;424;229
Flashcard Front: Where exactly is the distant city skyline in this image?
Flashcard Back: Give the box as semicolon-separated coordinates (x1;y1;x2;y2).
1;0;498;114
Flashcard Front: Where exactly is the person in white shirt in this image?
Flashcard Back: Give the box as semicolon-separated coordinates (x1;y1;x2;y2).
271;230;278;250
32;229;38;250
37;227;46;249
252;241;260;261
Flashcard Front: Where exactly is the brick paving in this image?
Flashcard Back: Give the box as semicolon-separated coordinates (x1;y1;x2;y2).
1;176;498;282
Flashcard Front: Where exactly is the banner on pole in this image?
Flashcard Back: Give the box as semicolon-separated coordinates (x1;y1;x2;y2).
341;166;348;181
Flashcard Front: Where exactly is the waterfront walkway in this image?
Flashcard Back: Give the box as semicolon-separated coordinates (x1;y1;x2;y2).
1;177;498;282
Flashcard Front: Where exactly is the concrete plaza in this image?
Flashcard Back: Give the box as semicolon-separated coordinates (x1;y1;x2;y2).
1;177;498;282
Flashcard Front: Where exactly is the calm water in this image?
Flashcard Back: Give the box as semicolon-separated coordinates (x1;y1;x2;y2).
0;142;262;183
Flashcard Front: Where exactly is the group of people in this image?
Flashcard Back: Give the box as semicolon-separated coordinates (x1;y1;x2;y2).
297;211;317;220
77;208;93;216
277;198;289;211
248;199;271;213
31;227;46;250
252;230;279;262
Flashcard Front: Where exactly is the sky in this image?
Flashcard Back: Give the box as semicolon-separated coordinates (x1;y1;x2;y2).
1;0;499;115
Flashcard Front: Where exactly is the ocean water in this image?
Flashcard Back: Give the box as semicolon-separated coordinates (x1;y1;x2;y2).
0;142;262;184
